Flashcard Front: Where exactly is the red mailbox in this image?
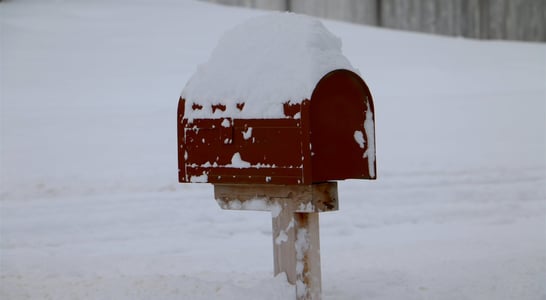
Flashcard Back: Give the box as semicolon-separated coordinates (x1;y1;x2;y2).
177;68;376;185
177;13;378;298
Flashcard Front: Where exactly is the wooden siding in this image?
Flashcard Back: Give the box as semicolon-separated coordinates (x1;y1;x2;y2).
204;0;546;42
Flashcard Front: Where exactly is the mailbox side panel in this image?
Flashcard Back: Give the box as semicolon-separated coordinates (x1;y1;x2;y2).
181;117;307;185
310;69;377;182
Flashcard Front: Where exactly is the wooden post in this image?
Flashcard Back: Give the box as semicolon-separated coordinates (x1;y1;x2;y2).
293;212;321;299
215;183;337;300
272;198;297;283
271;200;322;299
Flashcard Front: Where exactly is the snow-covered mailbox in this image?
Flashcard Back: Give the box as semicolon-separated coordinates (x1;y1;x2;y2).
178;66;375;184
177;13;375;300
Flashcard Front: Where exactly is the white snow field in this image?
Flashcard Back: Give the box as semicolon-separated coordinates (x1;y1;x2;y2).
1;0;545;299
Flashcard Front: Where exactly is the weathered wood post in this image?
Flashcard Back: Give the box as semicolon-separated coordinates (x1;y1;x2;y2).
176;14;376;299
215;183;338;298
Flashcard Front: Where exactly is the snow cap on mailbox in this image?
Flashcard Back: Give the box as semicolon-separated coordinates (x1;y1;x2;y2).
178;12;376;185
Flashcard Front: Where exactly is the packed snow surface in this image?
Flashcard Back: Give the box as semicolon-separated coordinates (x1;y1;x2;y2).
181;12;355;119
1;0;545;299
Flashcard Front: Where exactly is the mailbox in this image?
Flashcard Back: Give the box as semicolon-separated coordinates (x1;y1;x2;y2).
177;14;377;298
177;68;376;185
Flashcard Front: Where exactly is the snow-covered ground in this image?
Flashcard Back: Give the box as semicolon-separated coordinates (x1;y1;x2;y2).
1;0;545;299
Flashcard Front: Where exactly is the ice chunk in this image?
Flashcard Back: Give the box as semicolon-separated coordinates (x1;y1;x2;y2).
353;130;365;148
242;127;253;140
228;152;251;168
363;102;375;178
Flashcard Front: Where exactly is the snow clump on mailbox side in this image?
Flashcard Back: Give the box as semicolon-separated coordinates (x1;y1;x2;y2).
181;12;357;120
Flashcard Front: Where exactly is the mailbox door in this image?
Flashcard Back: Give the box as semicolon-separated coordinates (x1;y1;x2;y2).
310;69;376;182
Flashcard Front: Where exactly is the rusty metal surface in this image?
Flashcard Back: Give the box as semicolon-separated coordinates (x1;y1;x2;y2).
178;69;376;185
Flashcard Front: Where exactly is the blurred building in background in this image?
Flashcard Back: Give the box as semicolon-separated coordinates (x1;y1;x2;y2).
204;0;545;42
